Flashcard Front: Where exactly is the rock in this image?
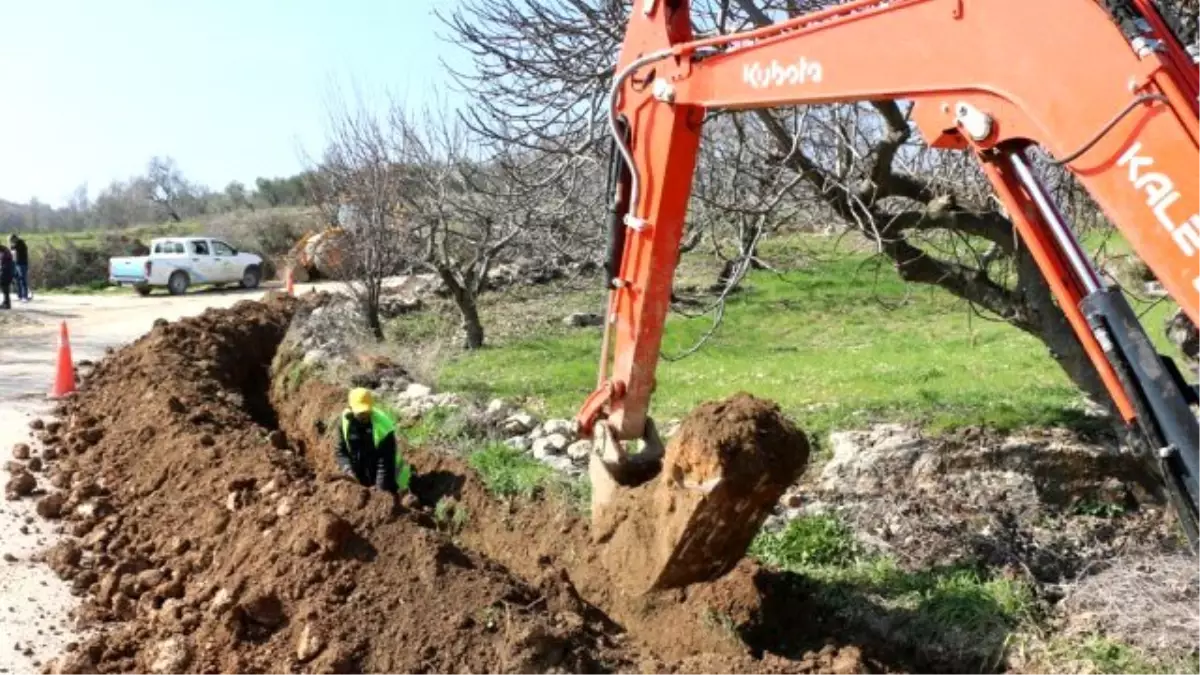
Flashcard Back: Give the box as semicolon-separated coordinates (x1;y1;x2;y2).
166;396;186;415
532;434;569;459
50;650;95;674
149;637;191;673
136;569;166;593
505;436;532;452
4;460;25;474
209;588;234;615
782;493;803;509
41;446;57;461
541;455;577;475
267;430;288;450
502;412;537;435
820;424;927;495
296;622;325;662
563;312;604;328
2;553;15;562
27;457;43;473
276;498;293;518
239;590;285;627
226;492;241;511
402;383;432;400
541;419;575;438
566;440;592;464
47;541;82;572
28;419;44;431
486;399;510;417
78;428;103;446
316;510;353;555
36;493;67;519
663;419;682;438
6;472;36;499
12;443;30;460
302;350;328;366
1165;307;1199;366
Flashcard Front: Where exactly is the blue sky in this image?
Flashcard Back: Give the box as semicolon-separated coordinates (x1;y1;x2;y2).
0;0;470;206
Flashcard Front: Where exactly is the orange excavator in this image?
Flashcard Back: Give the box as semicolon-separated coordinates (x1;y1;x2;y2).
576;0;1200;557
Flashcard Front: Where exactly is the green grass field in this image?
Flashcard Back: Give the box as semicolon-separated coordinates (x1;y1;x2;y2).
434;235;1183;442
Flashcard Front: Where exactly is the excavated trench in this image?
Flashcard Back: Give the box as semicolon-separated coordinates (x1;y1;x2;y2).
27;294;984;673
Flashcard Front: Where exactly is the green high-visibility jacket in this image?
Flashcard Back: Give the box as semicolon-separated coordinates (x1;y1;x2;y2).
338;408;411;492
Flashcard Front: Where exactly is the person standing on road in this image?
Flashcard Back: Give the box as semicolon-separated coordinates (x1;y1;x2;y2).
8;234;29;302
0;245;14;310
333;388;411;494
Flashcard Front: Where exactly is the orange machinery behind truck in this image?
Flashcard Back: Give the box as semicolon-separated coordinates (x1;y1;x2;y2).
576;0;1200;544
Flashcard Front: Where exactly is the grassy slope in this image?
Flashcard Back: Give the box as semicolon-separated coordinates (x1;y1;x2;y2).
435;234;1183;444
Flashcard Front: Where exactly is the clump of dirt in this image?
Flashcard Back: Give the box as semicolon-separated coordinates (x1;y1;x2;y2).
593;394;810;594
33;294;633;674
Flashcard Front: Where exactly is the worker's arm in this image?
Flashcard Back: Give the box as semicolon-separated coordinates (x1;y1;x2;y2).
375;432;398;494
333;419;356;478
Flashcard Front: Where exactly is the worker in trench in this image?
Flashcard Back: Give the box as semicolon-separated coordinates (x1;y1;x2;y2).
334;388;412;494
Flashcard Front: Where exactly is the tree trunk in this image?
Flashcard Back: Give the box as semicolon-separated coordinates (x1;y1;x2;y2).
362;281;384;341
436;266;487;350
460;300;485;350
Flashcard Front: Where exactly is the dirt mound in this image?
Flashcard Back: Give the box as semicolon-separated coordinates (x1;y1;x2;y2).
31;295;633;674
593;394;810;594
20;291;924;674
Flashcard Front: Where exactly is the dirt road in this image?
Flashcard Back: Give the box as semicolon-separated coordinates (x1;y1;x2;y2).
0;281;330;673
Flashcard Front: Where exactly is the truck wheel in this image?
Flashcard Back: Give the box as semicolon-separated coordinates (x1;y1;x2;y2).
240;265;261;290
134;283;151;297
167;271;189;296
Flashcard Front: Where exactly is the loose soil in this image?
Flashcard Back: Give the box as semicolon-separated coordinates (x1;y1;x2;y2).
593;394;810;594
25;294;894;674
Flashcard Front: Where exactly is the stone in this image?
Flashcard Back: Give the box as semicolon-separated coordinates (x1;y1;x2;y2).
541;455;576;475
296;622;325;662
27;457;42;473
6;472;36;498
486;399;510;416
267;430;288;450
532;434;569;460
36;493;67;519
402;383;432;400
820;424;927;495
541;419;575;438
302;350;329;366
502;412;537;435
566;440;592;464
505;436;532;452
276;498;293;518
563;312;604;328
12;443;30;460
149;637;191;673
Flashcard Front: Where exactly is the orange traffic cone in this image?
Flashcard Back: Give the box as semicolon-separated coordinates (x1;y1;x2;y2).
49;321;76;399
285;267;294;296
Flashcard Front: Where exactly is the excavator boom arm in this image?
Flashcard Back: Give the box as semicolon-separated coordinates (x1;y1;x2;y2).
578;0;1200;541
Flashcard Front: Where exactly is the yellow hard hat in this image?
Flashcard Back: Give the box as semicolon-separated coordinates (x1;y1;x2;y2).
348;387;374;414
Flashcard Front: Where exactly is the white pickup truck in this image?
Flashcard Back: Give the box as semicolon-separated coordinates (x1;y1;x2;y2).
108;236;264;296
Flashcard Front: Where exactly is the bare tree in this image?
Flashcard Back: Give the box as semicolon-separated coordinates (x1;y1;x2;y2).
307;95;416;340
145;156;200;223
310;88;582;348
438;0;1194;418
389;105;574;349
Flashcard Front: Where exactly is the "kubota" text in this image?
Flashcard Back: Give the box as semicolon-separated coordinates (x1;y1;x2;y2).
742;57;823;90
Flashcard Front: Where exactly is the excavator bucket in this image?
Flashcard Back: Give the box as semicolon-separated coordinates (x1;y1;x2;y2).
589;393;809;595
